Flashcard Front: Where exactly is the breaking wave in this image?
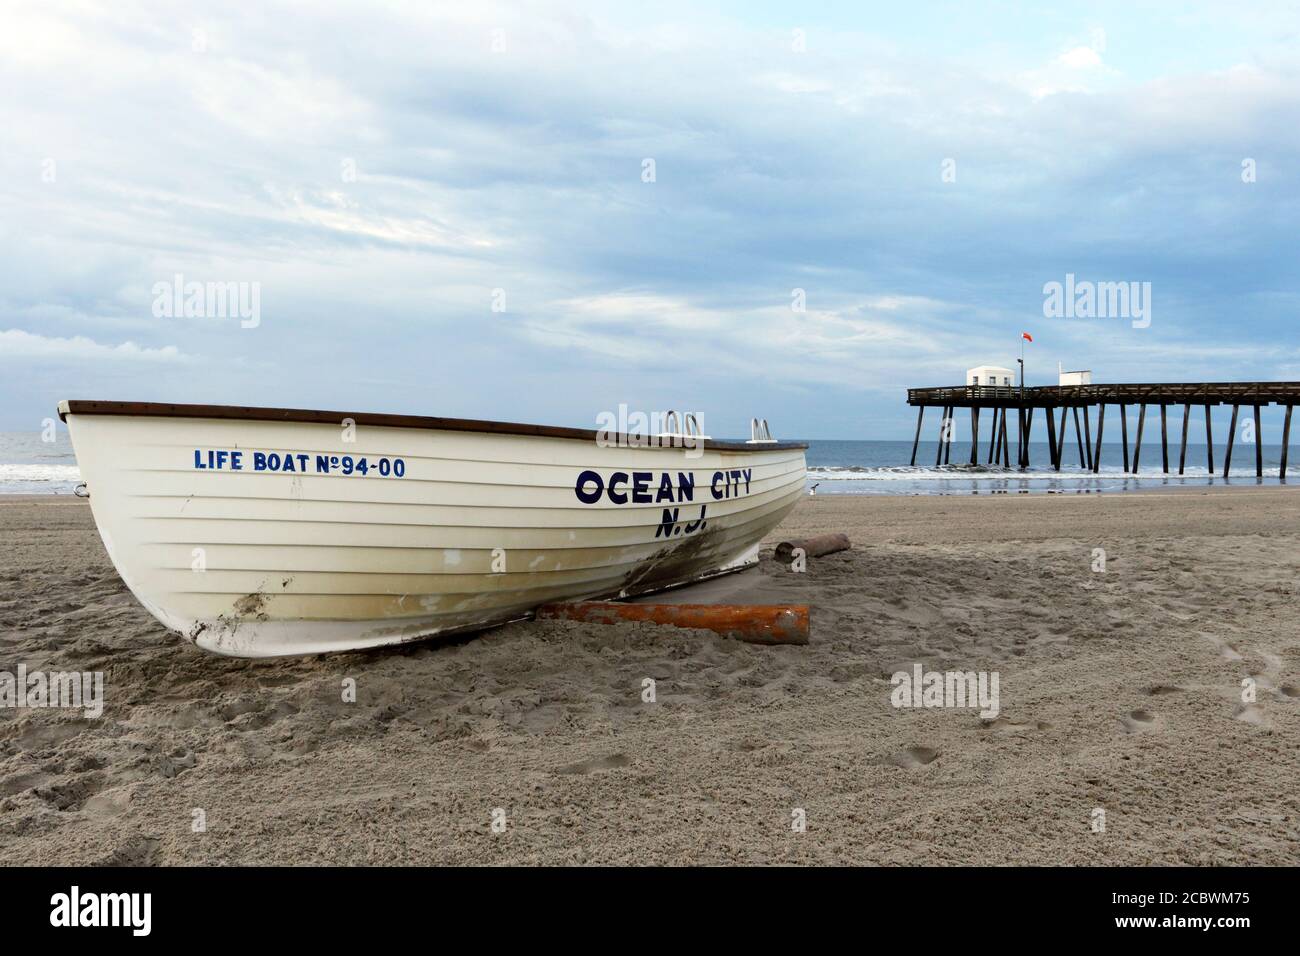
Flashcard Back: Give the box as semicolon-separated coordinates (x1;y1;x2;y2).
0;464;82;493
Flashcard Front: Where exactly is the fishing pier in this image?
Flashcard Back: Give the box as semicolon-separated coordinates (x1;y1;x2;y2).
906;382;1300;478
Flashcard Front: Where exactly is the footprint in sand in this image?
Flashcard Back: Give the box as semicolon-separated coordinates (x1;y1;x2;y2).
1280;685;1299;699
556;753;631;775
0;770;50;797
82;786;133;820
34;772;108;812
979;717;1052;733
881;746;939;768
1146;685;1184;696
1200;635;1243;661
1233;704;1273;730
1121;709;1163;733
98;834;161;867
16;721;90;750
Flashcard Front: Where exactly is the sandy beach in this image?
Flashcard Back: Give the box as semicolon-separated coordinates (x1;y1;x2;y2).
1;488;1297;866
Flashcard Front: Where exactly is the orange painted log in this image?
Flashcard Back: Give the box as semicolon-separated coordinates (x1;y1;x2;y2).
534;602;809;645
774;532;850;563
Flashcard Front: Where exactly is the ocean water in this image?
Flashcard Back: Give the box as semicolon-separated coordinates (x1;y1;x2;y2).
805;439;1295;495
0;432;80;494
1;432;1292;496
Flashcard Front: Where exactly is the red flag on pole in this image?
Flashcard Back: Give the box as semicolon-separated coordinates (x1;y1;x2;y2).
1021;332;1033;342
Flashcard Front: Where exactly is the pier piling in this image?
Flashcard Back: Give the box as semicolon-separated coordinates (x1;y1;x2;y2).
1283;405;1293;480
1133;404;1146;473
1015;408;1022;468
1072;407;1085;467
1092;404;1105;474
910;406;924;466
1224;404;1239;478
1017;408;1025;468
1253;405;1263;478
1179;403;1190;475
1082;407;1093;470
1205;404;1214;473
1024;407;1034;468
1119;404;1129;471
1160;404;1169;473
935;405;947;467
1045;405;1058;469
1055;408;1067;472
1001;409;1010;467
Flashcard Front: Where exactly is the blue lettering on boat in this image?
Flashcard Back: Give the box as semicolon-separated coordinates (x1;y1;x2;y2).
193;449;244;470
710;468;753;500
194;449;405;477
632;471;652;503
656;504;708;537
608;471;629;505
575;470;603;504
575;470;727;506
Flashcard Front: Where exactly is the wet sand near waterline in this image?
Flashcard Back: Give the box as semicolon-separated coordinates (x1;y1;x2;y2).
1;490;1297;865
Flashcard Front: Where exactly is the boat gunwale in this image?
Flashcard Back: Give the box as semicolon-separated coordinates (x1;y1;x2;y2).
58;400;808;453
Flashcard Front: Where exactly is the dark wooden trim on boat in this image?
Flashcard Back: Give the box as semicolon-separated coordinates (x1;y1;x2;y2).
58;400;808;453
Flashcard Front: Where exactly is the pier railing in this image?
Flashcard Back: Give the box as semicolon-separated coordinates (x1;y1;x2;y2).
908;381;1300;408
906;381;1300;478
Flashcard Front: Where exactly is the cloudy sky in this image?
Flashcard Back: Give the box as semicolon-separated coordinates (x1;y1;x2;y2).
3;0;1299;437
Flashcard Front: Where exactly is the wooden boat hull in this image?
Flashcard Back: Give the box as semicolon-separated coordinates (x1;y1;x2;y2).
59;401;806;657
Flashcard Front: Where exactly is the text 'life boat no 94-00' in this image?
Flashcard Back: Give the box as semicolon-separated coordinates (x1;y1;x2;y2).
59;401;807;658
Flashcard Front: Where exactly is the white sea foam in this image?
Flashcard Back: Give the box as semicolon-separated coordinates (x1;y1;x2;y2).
806;465;1276;481
0;463;82;492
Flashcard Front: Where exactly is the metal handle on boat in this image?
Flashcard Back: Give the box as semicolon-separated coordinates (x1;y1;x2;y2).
662;409;681;435
74;482;90;498
683;413;702;438
747;418;775;443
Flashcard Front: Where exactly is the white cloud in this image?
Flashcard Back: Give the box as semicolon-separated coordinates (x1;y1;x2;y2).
0;329;189;362
1057;46;1103;70
1021;40;1116;98
518;290;973;391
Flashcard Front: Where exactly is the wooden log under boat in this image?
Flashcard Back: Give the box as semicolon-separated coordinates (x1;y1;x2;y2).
774;532;851;562
535;601;810;645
